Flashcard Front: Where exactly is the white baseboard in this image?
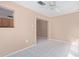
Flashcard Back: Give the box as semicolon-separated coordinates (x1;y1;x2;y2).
49;39;69;43
4;44;35;57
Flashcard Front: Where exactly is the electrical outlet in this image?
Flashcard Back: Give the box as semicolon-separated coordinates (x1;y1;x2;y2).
25;40;29;43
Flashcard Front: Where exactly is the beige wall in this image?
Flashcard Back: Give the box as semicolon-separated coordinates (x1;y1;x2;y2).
0;2;51;56
1;1;79;56
50;12;79;42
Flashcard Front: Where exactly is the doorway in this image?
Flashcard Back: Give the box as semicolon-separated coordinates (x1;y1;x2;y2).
36;18;48;43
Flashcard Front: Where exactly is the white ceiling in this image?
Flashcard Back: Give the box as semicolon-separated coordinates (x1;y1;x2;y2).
13;1;79;17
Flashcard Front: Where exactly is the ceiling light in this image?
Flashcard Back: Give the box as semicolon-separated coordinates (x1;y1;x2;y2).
38;1;46;6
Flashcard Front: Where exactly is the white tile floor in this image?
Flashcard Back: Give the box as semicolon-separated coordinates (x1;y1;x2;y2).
67;40;79;57
7;39;72;57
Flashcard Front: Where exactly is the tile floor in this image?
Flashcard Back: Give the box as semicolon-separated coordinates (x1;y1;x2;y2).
7;39;72;57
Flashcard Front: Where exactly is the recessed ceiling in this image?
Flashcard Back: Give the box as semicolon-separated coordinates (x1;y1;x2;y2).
13;1;79;17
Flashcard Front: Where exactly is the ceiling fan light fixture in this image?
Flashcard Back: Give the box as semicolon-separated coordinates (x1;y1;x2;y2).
37;1;46;6
46;1;56;7
37;1;56;9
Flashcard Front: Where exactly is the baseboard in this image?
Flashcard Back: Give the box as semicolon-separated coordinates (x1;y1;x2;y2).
49;39;69;43
4;44;35;57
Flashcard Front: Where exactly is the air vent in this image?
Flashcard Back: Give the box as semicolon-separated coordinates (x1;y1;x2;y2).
38;1;46;6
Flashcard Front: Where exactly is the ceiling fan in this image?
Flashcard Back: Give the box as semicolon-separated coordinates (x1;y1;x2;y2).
37;1;63;13
38;1;56;8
